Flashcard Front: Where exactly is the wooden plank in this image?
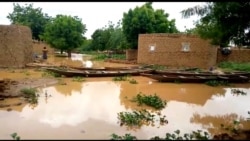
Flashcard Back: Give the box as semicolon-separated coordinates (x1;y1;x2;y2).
239;75;248;79
196;76;206;79
179;76;187;78
219;76;228;79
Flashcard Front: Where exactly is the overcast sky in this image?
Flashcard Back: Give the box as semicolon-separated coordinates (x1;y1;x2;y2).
1;2;205;39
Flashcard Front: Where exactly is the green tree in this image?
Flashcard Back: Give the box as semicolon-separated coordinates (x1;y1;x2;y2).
90;20;129;52
80;39;92;51
107;20;128;52
41;15;87;57
181;2;250;47
7;3;51;40
122;2;179;49
90;28;108;51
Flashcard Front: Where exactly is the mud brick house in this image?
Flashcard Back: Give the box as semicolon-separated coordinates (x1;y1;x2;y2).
0;25;33;68
137;33;219;69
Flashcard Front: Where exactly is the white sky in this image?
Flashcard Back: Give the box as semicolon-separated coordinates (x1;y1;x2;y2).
0;2;205;39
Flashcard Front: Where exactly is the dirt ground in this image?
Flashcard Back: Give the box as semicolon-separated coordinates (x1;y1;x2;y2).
0;78;58;98
0;74;58;109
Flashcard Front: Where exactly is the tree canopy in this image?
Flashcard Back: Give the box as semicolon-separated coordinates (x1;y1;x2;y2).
122;2;179;49
41;15;87;57
89;21;128;51
7;3;51;40
181;2;250;47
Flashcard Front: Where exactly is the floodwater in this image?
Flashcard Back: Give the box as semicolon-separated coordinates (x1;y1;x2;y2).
0;53;250;139
47;53;137;68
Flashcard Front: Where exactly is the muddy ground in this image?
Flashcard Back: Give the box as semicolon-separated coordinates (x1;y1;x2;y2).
0;77;58;109
0;78;58;98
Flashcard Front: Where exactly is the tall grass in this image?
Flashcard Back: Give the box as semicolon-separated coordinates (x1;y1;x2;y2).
218;61;250;72
92;53;126;61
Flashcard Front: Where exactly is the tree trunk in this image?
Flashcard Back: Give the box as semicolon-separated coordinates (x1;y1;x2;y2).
60;49;63;54
67;50;72;58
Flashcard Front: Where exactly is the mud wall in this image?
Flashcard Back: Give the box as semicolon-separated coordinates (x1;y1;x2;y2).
0;25;33;68
217;48;250;63
126;49;138;60
137;33;218;69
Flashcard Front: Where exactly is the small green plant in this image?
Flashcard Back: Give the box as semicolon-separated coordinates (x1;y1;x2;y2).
231;88;247;96
118;109;154;127
218;61;250;72
130;92;167;110
57;78;67;85
34;68;43;72
72;76;85;82
113;76;128;81
174;79;181;84
92;53;108;61
220;120;242;135
247;111;250;121
10;132;20;140
129;78;138;84
111;130;210;140
20;88;39;104
205;80;230;87
150;130;210;140
117;109;167;127
42;70;61;78
19;69;30;76
7;68;15;73
148;64;167;70
24;71;30;76
110;54;126;60
110;133;137;140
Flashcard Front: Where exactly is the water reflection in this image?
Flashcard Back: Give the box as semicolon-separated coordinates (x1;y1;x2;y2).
20;81;126;128
190;113;250;136
47;53;137;68
119;82;226;109
1;76;250;139
190;88;250;135
118;81;250;138
0;98;27;112
53;78;83;96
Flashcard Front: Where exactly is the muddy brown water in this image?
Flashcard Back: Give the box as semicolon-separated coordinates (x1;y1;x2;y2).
0;53;250;139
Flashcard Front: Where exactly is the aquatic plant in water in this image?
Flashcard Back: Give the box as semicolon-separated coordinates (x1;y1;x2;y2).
110;133;137;140
205;80;230;87
117;109;168;127
72;76;85;82
41;70;61;78
231;88;247;96
20;88;39;104
150;130;210;140
10;132;20;140
130;92;167;110
112;76;128;81
129;78;138;84
220;120;242;135
111;129;210;140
